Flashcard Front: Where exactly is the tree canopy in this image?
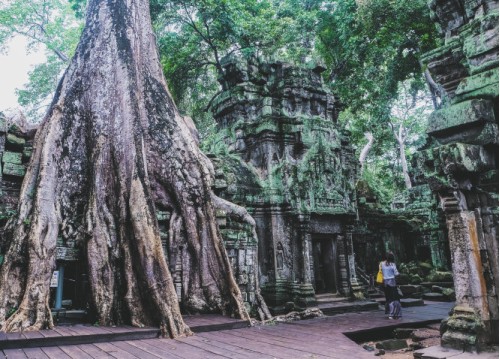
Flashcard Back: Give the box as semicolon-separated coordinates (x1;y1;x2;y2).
1;0;440;203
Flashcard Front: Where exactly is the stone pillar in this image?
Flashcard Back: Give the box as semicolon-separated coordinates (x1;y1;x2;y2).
337;234;351;296
298;214;313;284
439;193;498;351
345;225;364;299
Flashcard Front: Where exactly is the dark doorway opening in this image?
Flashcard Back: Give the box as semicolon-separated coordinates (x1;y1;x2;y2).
312;236;338;294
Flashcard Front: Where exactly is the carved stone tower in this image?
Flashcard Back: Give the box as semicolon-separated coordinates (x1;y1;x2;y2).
210;54;363;313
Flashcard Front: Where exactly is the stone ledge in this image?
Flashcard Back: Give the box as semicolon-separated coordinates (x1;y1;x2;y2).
428;99;496;136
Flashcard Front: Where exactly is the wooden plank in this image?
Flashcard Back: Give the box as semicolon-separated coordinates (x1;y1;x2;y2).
22;331;44;339
76;344;114;359
112;341;162;359
52;326;79;336
176;335;254;359
67;325;95;335
222;328;332;358
93;342;138;359
38;329;62;338
22;347;50;358
140;338;218;359
125;340;184;359
174;337;234;358
2;349;27;358
79;326;114;335
5;333;25;341
59;345;95;359
198;330;309;359
40;346;72;358
189;334;272;358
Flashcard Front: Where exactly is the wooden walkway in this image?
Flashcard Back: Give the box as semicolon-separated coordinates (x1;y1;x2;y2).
0;302;454;359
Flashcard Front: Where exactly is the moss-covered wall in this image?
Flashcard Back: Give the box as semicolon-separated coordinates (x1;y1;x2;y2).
418;0;498;351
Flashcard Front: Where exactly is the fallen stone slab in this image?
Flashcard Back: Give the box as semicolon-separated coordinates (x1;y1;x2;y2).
376;339;408;350
411;328;441;341
393;327;416;339
413;345;498;359
414;345;464;359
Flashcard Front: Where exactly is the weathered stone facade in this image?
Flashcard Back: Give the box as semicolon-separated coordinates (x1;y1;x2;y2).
0;55;454;319
209;55;364;312
416;0;498;351
0;115;34;249
354;183;450;276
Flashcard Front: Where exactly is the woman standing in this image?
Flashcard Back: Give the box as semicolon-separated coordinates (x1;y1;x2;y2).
381;252;401;319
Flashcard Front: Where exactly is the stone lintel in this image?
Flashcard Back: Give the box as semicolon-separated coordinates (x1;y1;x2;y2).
454;68;499;103
427;99;496;138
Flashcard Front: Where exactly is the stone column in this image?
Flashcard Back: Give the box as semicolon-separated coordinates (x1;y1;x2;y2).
337;234;351;296
345;225;365;299
439;192;498;351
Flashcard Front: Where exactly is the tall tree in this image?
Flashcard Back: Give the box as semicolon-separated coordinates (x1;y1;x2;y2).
388;81;432;189
0;0;256;336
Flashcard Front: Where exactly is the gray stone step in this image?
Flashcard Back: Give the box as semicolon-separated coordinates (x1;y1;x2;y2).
400;298;425;307
422;292;450;301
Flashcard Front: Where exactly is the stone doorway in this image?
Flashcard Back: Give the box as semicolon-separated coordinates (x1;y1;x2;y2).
312;236;339;294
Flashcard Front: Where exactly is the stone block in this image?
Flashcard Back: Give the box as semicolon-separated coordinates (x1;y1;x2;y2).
375;339;407;350
413;345;463;359
454;68;499;102
461;13;499;74
55;247;80;261
22;147;33;161
427;99;496;135
2;151;22;165
0;116;6;133
400;298;425;307
2;162;25;177
411;328;441;341
423;292;448;301
400;285;423;296
393;327;416;339
6;133;25;148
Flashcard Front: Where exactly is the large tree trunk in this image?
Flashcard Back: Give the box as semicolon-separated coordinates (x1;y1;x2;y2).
359;131;374;174
0;0;250;336
394;125;412;189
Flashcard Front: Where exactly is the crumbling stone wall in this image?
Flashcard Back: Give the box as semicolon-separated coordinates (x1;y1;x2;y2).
416;0;498;351
209;54;363;312
354;184;450;275
0;114;34;253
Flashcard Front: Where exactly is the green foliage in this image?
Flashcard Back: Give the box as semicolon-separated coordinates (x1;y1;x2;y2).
317;0;439;114
0;0;83;121
154;0;323;131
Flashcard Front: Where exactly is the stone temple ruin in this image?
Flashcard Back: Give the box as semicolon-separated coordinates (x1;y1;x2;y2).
0;0;497;351
0;56;453;318
415;0;499;351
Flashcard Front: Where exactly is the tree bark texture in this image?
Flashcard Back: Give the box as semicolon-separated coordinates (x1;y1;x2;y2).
394;125;412;189
358;131;374;174
0;0;249;336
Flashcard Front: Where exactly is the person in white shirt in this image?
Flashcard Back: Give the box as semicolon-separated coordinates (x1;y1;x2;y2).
380;252;401;319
